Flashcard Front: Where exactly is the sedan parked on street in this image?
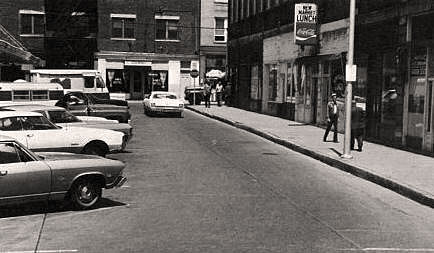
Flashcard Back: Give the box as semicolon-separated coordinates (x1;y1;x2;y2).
143;91;184;117
0;111;127;156
0;104;133;141
55;91;131;123
0;135;126;209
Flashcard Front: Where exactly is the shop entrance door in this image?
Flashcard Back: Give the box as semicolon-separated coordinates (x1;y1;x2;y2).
406;47;428;150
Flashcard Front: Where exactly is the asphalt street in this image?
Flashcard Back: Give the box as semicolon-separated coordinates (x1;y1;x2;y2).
1;103;434;253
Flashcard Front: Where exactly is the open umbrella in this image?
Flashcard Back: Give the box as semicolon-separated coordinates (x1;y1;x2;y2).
206;69;225;79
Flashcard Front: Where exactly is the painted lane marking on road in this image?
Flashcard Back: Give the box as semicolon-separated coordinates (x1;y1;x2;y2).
337;248;434;252
4;250;78;253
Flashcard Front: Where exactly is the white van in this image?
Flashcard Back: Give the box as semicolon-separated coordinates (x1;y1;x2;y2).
30;69;109;99
0;81;64;106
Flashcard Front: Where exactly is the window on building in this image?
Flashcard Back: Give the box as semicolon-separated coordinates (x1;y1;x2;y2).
249;0;256;16
111;14;135;39
214;18;227;42
20;11;44;35
286;64;296;102
155;17;180;41
268;64;278;101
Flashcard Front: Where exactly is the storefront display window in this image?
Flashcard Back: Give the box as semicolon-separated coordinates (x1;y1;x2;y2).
250;65;260;100
330;58;345;99
151;71;168;92
106;69;129;93
268;64;278;101
286;64;296;103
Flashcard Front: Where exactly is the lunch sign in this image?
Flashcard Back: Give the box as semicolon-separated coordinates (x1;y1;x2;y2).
294;3;318;45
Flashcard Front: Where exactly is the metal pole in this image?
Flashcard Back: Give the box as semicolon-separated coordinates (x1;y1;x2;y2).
342;0;356;159
193;77;196;106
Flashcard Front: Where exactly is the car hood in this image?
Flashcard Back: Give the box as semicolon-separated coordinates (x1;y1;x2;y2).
77;116;119;123
93;98;128;106
36;152;102;161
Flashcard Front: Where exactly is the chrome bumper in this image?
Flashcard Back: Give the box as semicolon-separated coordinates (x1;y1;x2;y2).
107;176;127;188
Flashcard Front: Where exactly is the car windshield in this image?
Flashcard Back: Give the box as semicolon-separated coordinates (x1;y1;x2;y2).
47;110;81;123
21;116;60;130
153;94;177;99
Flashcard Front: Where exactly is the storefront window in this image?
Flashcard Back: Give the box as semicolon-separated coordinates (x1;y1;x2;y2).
106;69;129;93
268;64;278;100
151;71;169;92
286;64;296;103
250;65;260;100
330;58;345;99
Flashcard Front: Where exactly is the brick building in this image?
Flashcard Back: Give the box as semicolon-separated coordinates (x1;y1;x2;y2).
199;0;228;81
228;0;434;155
95;0;200;100
0;0;45;81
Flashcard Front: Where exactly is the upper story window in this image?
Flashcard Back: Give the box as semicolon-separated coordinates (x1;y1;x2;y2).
19;10;44;36
214;18;227;42
155;16;180;41
111;14;136;40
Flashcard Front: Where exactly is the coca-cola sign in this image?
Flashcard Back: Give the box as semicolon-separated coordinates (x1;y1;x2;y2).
294;3;318;45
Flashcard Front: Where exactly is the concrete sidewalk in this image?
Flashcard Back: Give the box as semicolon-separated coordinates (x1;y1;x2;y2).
187;105;434;208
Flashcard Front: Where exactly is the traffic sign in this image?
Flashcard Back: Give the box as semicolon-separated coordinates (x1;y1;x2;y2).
190;69;199;78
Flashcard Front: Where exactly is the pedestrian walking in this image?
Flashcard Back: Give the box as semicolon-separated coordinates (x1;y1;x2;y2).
351;102;366;152
224;82;232;106
216;81;223;106
203;82;211;108
323;93;339;142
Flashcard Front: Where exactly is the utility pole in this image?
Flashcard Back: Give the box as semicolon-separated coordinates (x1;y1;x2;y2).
342;0;357;159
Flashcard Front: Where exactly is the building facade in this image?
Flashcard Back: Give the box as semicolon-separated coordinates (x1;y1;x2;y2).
0;0;45;81
199;0;228;82
95;0;200;100
228;0;434;156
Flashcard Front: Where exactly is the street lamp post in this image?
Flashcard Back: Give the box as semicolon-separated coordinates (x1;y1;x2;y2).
342;0;356;159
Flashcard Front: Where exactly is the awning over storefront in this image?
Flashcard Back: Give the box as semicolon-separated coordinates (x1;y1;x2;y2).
0;24;42;65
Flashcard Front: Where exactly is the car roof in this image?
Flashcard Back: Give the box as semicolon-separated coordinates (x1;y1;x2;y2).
0;134;16;142
0;111;42;118
151;91;177;96
1;104;65;111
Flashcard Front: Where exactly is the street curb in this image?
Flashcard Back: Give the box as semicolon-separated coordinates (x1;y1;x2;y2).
187;106;434;208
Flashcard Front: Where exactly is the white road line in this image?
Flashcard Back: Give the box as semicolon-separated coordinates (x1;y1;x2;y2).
4;250;78;253
337;248;434;252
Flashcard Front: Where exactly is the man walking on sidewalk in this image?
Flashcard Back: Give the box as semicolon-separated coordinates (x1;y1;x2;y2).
323;93;339;142
203;82;212;108
216;81;223;106
351;102;366;151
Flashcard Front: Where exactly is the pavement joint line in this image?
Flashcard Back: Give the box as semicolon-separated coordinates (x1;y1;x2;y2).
186;106;434;208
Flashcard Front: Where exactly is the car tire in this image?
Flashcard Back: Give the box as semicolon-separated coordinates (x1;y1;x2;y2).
83;143;107;157
70;178;102;210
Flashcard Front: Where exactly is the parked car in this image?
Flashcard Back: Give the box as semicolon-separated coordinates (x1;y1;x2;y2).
184;86;204;105
0;135;126;209
143;91;184;117
55;91;131;123
0;104;133;141
0;111;127;156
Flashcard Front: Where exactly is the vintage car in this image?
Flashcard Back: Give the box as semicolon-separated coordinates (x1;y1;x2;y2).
143;91;184;117
0;104;133;141
0;111;127;156
184;86;204;105
0;135;126;209
55;91;131;123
